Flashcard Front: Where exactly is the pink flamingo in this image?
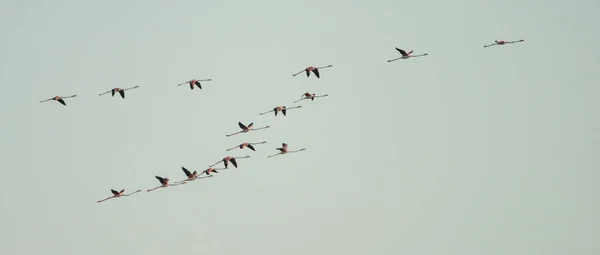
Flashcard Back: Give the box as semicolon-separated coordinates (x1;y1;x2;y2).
226;141;267;151
200;166;226;176
97;189;142;203
387;48;429;62
484;39;524;48
225;122;270;137
259;105;302;116
147;176;186;192
39;95;77;106
267;143;306;158
98;86;140;99
174;166;214;184
209;155;250;169
177;79;212;90
292;65;333;78
293;92;329;103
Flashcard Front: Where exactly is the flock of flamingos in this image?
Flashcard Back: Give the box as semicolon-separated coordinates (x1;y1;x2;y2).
39;39;525;203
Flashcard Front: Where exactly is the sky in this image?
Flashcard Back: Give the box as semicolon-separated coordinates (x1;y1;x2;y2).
0;0;598;254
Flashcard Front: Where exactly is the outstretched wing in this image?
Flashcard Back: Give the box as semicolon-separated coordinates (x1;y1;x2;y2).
155;176;166;184
57;98;66;106
312;69;320;78
395;47;408;56
111;189;119;195
181;167;192;177
118;90;125;99
282;143;288;149
247;144;256;151
230;158;238;168
238;122;247;130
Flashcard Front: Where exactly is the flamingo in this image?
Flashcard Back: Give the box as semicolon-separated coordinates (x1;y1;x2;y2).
293;92;329;103
174;166;214;184
483;39;524;48
147;176;186;192
267;143;307;158
259;105;302;116
200;166;226;176
97;189;142;203
226;141;267;151
292;65;333;78
225;122;270;137
177;79;212;90
387;48;429;62
39;95;77;106
209;156;250;169
98;86;140;99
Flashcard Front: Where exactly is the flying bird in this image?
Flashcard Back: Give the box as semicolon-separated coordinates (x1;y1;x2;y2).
293;92;329;103
147;176;186;192
483;39;525;48
226;141;267;151
97;189;142;203
98;86;140;99
292;65;333;78
174;166;214;184
209;156;250;169
39;95;77;106
177;79;212;90
225;122;270;137
387;48;429;62
259;105;302;116
200;167;226;176
267;143;307;158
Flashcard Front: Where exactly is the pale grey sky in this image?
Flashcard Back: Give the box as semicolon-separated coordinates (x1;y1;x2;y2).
0;0;598;254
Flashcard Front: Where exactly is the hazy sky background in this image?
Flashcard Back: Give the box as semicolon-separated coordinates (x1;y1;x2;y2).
0;0;598;254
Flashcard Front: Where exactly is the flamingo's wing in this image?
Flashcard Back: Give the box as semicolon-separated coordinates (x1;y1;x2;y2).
230;158;238;168
111;90;115;97
57;98;66;106
118;90;125;99
195;81;202;89
395;48;408;56
120;189;125;194
282;109;287;116
303;92;311;97
282;143;288;149
305;69;310;77
181;167;192;177
274;108;278;116
111;189;119;195
247;144;255;151
238;122;247;130
247;122;254;129
312;69;320;78
192;170;197;176
155;176;166;184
